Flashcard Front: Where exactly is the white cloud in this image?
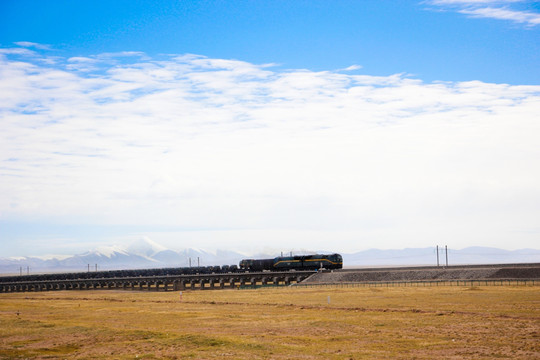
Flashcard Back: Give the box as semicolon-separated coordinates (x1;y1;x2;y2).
14;41;52;50
1;46;539;252
459;6;540;25
343;65;362;71
430;0;522;4
425;0;540;26
0;47;37;56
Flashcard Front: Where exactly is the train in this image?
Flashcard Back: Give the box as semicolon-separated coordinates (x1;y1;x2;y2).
239;253;343;271
0;253;343;283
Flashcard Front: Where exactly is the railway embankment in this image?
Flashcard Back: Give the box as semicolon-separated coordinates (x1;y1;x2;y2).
303;264;540;283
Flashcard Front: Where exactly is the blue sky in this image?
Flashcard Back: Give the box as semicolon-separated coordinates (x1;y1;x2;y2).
1;0;539;257
1;0;539;83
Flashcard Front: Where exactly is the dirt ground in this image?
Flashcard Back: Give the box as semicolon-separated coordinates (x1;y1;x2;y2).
0;285;538;359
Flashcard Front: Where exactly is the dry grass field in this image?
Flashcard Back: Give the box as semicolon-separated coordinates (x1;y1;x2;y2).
0;285;538;359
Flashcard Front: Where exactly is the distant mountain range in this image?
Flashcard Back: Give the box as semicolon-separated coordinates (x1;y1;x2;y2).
342;247;540;267
0;238;249;274
1;238;539;275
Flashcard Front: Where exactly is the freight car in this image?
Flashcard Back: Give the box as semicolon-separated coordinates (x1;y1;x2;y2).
0;265;240;284
239;253;343;271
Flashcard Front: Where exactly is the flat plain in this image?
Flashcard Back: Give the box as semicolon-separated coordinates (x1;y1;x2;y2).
0;285;538;359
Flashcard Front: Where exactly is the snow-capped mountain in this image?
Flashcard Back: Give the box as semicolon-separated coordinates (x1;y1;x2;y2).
126;237;167;258
61;245;159;270
0;238;248;274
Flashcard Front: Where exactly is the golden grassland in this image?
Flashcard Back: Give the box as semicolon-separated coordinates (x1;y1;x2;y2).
0;286;539;359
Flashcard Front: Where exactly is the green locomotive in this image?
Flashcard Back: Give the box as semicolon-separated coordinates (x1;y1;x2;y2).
239;253;342;271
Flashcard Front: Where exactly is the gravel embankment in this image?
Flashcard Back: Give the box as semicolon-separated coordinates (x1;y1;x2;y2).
303;265;540;283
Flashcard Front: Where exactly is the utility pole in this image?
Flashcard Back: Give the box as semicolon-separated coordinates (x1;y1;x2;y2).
189;258;191;267
436;245;439;267
445;245;448;267
88;264;90;272
95;264;97;272
27;266;29;275
197;257;200;267
20;267;22;276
